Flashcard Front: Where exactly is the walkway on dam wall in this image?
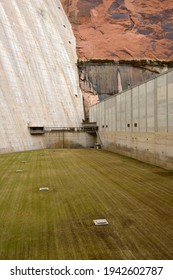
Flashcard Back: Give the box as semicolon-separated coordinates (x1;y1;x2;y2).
28;123;98;149
0;149;173;259
89;69;173;170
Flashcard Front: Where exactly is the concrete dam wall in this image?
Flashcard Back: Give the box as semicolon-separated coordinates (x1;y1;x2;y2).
0;0;84;153
89;69;173;170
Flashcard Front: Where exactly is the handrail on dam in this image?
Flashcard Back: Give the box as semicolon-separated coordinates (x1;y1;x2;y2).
29;125;98;135
44;126;98;133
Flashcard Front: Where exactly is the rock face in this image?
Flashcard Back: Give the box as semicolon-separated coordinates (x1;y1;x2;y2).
0;0;84;153
61;0;173;116
61;0;173;61
79;61;161;117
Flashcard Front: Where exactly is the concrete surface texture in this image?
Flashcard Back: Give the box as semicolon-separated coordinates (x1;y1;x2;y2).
89;69;173;170
0;0;84;153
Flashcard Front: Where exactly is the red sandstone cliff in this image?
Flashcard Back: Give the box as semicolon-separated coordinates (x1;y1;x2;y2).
61;0;173;61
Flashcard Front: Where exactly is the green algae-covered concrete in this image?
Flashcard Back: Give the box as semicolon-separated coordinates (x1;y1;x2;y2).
0;149;173;259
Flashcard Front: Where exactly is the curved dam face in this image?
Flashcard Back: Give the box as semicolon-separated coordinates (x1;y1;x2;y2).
0;0;84;153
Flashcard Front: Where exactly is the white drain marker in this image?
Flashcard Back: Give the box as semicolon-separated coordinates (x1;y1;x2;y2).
39;187;49;191
16;170;23;173
93;219;109;225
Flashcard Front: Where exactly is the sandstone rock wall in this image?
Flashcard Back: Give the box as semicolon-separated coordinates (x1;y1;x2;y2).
61;0;173;115
61;0;173;61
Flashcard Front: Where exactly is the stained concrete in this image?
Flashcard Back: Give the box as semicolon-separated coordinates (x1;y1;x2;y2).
45;131;96;149
0;0;84;153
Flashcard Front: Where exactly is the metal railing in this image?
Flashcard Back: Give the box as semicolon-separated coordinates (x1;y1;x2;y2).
29;124;98;135
44;126;98;133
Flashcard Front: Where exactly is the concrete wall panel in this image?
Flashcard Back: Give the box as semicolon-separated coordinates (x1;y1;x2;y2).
125;90;132;132
146;80;155;132
157;75;167;132
111;97;116;131
132;87;139;132
97;102;101;129
105;98;111;132
139;84;147;132
116;94;121;131
120;93;126;131
168;72;173;132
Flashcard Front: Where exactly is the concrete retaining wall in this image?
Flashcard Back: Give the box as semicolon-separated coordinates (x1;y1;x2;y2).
45;132;96;149
89;70;173;169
